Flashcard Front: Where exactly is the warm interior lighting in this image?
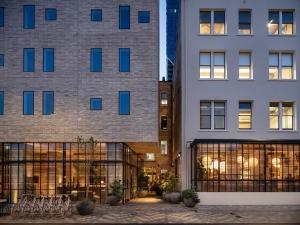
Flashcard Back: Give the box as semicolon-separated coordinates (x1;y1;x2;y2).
202;156;212;168
237;156;243;164
272;158;281;168
249;157;258;167
212;159;219;170
220;161;226;173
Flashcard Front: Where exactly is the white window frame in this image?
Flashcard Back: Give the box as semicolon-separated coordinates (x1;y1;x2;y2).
199;10;226;35
199;51;226;80
146;153;155;161
269;51;295;80
160;92;168;105
269;102;295;130
160;140;168;155
268;10;294;35
200;100;226;130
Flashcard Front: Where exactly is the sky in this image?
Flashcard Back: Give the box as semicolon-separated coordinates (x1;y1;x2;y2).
159;0;167;80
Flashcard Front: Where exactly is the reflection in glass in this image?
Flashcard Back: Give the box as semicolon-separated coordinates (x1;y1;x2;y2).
269;102;279;129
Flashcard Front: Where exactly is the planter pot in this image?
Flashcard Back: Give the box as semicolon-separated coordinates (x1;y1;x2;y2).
107;195;121;206
137;190;148;198
76;200;95;215
162;192;171;202
183;198;197;208
169;192;181;204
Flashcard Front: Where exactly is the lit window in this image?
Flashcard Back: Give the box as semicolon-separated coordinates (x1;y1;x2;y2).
138;11;150;23
24;5;35;29
0;54;4;67
199;52;211;79
45;8;57;21
282;102;294;130
200;101;226;130
268;11;293;35
23;48;35;72
213;53;225;79
119;91;130;115
281;53;293;79
239;52;251;79
146;153;155;161
239;102;252;129
160;92;168;105
214;102;225;129
43;91;54;115
0;91;4;115
90;98;102;111
200;10;225;34
160;140;168;155
119;48;130;72
90;48;102;72
200;52;225;79
200;101;211;129
269;53;279;79
269;52;294;80
0;7;4;27
91;9;102;22
161;116;168;130
23;91;34;115
269;102;279;129
119;5;130;29
43;48;54;72
239;10;251;34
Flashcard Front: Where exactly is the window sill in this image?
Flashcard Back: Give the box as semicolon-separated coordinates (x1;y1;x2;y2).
198;34;228;36
237;129;256;132
268;79;297;81
198;129;229;132
268;34;297;37
236;34;254;36
267;129;298;133
237;79;255;81
198;78;229;81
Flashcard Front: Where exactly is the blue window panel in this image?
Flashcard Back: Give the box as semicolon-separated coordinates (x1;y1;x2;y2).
119;6;130;29
23;91;34;115
23;48;35;72
119;48;130;72
91;9;102;22
0;7;4;27
0;91;4;115
43;48;54;72
138;11;150;23
45;8;57;21
43;91;54;115
0;54;4;66
90;48;102;72
119;91;130;115
23;5;35;29
90;98;102;110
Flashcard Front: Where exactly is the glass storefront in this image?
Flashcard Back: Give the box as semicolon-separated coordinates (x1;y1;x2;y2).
191;140;300;192
0;142;142;203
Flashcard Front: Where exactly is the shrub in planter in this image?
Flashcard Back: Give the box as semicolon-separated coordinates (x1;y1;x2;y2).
162;175;181;204
77;198;95;215
107;180;123;206
150;183;163;196
181;188;200;208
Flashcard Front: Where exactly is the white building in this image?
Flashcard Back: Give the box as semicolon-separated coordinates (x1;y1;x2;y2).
174;0;300;205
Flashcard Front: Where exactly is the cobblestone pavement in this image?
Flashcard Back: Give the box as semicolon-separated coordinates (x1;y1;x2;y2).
1;198;300;224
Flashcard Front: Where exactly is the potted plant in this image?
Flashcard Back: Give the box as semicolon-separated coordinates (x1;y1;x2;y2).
107;180;123;206
162;175;180;203
76;198;95;215
137;171;149;197
181;188;200;208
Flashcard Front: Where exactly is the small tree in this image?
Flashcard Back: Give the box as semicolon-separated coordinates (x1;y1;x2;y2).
109;179;123;200
137;171;149;191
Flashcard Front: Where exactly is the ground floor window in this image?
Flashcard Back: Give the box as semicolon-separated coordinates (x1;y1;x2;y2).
191;140;300;192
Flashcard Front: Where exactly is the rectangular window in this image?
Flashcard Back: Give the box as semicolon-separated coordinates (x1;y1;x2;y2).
90;98;102;111
119;91;130;115
138;11;150;23
199;52;211;79
269;52;294;80
119;48;130;72
214;102;225;129
0;7;4;27
0;54;3;66
160;92;168;105
23;91;34;115
239;10;251;34
200;101;211;129
160;140;168;155
43;48;54;72
23;5;35;29
269;10;293;35
90;48;102;72
43;91;54;115
119;6;130;29
0;91;4;115
200;10;225;34
161;116;168;130
23;48;35;72
269;102;279;129
146;153;155;161
213;52;225;79
200;52;225;79
239;52;251;79
282;102;293;130
91;9;102;22
239;102;252;129
45;8;57;21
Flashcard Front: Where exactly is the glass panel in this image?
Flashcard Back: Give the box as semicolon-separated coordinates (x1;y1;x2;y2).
214;11;225;34
200;52;211;79
0;7;3;27
282;53;293;79
239;102;251;129
119;6;130;29
269;102;279;129
0;54;3;66
23;91;34;115
0;91;4;115
43;91;54;115
160;92;168;105
200;53;210;65
90;98;102;110
200;66;211;79
45;8;57;21
161;116;168;130
214;102;225;129
213;53;225;79
119;91;130;115
23;48;35;72
239;11;251;34
119;48;130;72
282;11;293;35
282;102;293;129
90;48;102;72
282;53;292;66
200;102;211;129
268;11;279;34
91;9;102;22
43;48;54;72
239;53;251;79
24;5;35;29
200;11;211;34
160;141;168;155
138;11;150;23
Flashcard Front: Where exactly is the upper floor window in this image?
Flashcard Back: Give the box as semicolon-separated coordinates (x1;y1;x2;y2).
90;98;102;111
0;7;4;27
0;91;4;115
239;52;252;79
268;10;294;35
199;10;225;35
91;9;102;22
43;48;54;72
90;48;102;72
119;91;130;115
200;101;226;130
146;153;155;161
23;48;35;72
23;91;34;115
239;10;251;34
138;11;150;23
200;52;225;79
160;140;168;155
161;116;168;130
269;52;294;80
43;91;54;115
238;101;252;129
45;8;57;21
160;92;168;105
0;54;4;67
23;5;35;29
269;102;294;130
119;48;130;72
119;6;130;29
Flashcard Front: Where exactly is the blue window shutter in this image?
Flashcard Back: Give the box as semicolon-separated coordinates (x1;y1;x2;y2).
43;91;54;115
43;48;54;72
24;5;35;29
119;48;130;72
23;91;34;115
90;48;102;72
0;7;4;27
0;91;4;115
119;6;130;29
45;8;57;21
23;48;35;72
91;9;102;22
119;91;130;115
